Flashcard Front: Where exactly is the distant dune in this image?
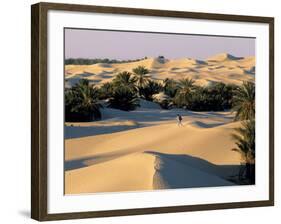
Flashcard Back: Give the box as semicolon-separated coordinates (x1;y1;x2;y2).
207;53;244;61
65;53;255;87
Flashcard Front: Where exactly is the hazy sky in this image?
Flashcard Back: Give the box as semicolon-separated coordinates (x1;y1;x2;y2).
65;28;255;60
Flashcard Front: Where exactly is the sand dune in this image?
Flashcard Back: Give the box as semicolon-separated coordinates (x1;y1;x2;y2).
65;151;235;194
207;53;244;61
64;53;252;194
65;53;255;87
65;118;240;164
151;152;235;189
65;104;234;138
65;152;156;193
65;113;242;194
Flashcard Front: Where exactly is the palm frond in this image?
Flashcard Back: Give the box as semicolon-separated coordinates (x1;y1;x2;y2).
233;81;255;121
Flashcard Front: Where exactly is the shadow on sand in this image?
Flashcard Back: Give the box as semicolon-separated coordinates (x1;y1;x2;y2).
65;108;233;139
65;125;139;139
65;150;247;189
145;151;242;188
64;149;135;171
65;150;242;188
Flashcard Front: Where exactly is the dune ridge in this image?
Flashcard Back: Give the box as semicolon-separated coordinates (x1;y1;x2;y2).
65;118;241;194
152;152;234;190
65;150;236;194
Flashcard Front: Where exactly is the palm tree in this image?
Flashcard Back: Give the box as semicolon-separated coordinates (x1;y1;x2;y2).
163;78;178;98
174;78;195;108
222;84;238;110
232;119;255;184
65;79;102;121
112;71;137;92
142;79;163;101
132;66;150;96
108;86;139;111
232;81;255;121
204;82;227;111
98;82;114;100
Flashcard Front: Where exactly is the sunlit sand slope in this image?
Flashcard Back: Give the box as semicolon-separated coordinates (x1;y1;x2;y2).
65;120;241;194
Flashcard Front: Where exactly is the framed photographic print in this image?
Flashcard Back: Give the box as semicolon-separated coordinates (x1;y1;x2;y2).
31;2;274;221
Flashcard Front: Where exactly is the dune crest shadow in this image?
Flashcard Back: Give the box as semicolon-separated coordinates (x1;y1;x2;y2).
145;151;241;189
65;149;136;171
65;124;139;139
188;120;226;128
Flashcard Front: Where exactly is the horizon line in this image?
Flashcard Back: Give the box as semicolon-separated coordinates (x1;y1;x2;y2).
64;53;255;61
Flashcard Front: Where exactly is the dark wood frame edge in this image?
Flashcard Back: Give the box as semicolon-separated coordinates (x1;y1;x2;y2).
31;2;274;221
31;3;48;221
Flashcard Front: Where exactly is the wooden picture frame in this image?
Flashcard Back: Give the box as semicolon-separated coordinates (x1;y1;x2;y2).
31;2;274;221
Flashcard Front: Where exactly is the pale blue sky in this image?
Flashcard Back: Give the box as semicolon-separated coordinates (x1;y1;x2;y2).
65;28;255;60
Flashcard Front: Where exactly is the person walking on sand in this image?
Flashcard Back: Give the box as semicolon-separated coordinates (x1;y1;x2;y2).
176;114;183;127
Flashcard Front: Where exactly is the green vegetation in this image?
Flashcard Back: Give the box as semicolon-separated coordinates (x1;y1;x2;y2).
142;79;163;101
98;82;115;100
166;79;238;111
64;65;255;123
112;71;138;92
232;119;255;184
65;79;102;122
163;78;178;98
174;78;195;108
185;83;237;111
64;63;256;185
132;66;151;97
232;81;255;121
108;87;139;111
65;57;147;65
230;82;255;184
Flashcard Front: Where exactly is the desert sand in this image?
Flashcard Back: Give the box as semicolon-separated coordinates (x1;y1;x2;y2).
65;102;242;194
64;53;253;194
65;53;255;88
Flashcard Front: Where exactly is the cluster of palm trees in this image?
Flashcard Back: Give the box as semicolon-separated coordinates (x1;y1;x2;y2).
231;81;255;184
103;66;154;110
65;79;102;122
65;66;154;120
65;65;255;121
164;78;238;111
